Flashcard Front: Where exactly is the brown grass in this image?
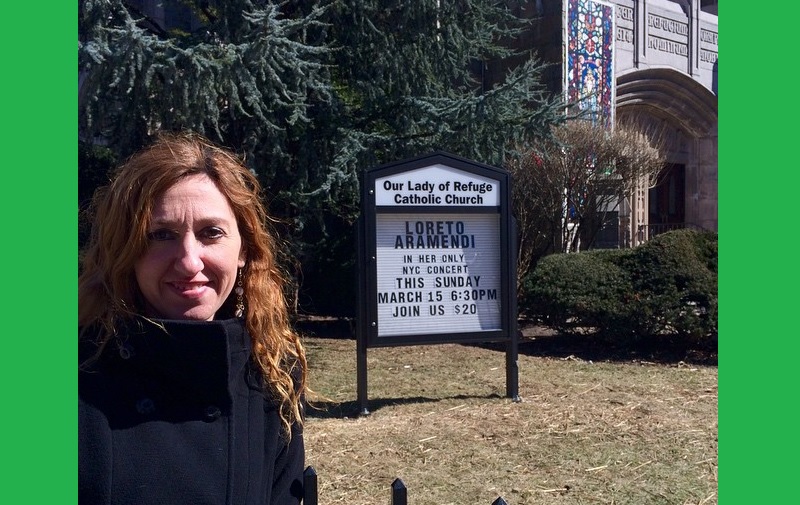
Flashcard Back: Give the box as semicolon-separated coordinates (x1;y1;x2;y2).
303;332;718;505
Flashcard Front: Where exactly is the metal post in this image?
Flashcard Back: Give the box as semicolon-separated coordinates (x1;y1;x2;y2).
390;478;407;505
506;216;521;402
506;333;520;402
356;216;370;416
357;334;370;416
302;466;318;505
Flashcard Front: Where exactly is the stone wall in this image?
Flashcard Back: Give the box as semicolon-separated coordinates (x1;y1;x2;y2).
510;0;719;236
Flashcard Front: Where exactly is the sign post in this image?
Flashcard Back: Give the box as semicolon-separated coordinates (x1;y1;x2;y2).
357;152;519;414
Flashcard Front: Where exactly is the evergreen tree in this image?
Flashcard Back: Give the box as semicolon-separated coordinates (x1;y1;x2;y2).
79;0;566;314
79;0;330;173
308;0;565;221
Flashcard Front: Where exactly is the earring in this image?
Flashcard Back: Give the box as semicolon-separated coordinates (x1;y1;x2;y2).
234;269;245;318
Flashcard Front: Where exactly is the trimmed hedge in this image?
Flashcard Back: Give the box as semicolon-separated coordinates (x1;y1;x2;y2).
520;249;633;335
521;229;718;344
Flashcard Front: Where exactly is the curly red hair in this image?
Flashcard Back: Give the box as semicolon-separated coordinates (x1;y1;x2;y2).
79;131;306;436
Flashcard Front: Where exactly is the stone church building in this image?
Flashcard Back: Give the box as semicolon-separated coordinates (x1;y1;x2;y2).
490;0;718;248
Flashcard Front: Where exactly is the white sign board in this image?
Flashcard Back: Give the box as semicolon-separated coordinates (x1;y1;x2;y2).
375;213;502;336
375;164;500;207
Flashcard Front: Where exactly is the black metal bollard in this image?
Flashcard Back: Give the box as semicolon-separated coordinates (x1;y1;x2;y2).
390;478;407;505
303;466;318;505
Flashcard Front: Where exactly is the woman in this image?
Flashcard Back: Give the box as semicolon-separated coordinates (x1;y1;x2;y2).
78;132;307;504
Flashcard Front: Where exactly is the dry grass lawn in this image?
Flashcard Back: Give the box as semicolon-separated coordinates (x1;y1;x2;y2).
303;331;717;505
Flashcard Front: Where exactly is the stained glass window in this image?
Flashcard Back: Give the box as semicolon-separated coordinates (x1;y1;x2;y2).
567;0;615;127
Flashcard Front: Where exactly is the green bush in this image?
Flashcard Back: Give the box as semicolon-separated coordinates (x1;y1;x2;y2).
620;229;718;341
521;249;635;336
522;229;718;345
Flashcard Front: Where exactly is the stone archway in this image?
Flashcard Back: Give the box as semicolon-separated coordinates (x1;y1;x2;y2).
617;67;717;138
616;68;718;237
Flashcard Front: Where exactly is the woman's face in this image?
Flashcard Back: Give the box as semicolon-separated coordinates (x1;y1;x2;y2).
134;174;245;320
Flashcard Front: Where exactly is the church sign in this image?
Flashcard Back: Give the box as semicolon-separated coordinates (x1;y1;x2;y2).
356;152;519;413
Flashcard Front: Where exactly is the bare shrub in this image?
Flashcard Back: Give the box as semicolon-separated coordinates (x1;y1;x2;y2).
508;118;667;289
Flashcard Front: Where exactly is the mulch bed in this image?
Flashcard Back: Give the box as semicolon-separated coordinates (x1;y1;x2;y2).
295;315;718;366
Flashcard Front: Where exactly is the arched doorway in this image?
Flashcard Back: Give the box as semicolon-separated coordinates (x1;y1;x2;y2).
616;68;718;241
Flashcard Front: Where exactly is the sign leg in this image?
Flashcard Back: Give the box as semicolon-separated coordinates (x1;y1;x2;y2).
506;331;521;403
357;336;370;415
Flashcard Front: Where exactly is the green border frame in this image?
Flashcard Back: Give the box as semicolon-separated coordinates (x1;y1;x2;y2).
722;4;794;503
1;2;76;502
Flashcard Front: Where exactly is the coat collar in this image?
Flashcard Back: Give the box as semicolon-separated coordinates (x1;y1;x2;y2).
113;317;251;413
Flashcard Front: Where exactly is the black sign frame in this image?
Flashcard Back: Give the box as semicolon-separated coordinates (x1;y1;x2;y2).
356;152;519;414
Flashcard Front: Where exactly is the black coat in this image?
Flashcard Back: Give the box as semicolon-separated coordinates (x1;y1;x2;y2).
79;317;304;504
